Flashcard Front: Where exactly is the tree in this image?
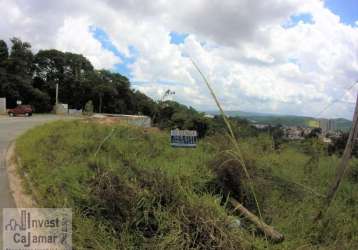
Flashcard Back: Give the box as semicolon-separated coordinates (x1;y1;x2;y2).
33;50;95;110
0;37;210;133
83;100;94;115
328;132;358;157
61;52;94;109
93;83;118;113
0;40;8;63
33;50;66;98
132;90;157;116
267;125;284;149
90;70;133;113
306;128;322;139
7;38;33;76
1;38;35;107
0;40;9;98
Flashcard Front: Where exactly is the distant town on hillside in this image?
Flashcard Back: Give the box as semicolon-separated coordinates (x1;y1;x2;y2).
205;110;353;132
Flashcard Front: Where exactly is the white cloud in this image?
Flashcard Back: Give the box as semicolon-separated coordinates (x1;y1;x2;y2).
55;17;121;69
0;0;357;118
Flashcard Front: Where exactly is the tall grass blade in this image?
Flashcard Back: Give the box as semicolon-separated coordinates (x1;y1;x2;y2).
190;58;267;241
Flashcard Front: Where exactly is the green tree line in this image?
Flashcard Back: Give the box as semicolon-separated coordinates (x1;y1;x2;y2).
0;38;155;114
0;37;217;135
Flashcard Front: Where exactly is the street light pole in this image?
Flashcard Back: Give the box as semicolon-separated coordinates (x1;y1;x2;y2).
55;83;59;106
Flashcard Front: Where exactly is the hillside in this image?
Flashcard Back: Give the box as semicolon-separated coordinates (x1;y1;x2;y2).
205;110;352;131
15;120;249;249
15;120;358;249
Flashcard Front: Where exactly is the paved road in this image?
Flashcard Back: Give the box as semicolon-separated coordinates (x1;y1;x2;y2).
0;115;76;245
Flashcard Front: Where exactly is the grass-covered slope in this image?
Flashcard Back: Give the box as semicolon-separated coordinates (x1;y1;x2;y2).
15;120;248;249
207;134;358;249
15;120;358;249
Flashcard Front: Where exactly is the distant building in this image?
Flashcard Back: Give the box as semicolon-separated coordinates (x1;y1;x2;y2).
322;137;332;144
253;124;269;129
279;126;314;140
0;97;6;114
204;114;214;119
326;130;342;139
54;103;68;115
319;119;336;134
302;127;313;137
283;126;305;140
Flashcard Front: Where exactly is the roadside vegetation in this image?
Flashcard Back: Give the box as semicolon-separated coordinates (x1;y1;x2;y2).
16;120;358;249
16;120;250;249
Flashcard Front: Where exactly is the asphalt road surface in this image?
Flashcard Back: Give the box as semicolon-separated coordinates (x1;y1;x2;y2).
0;114;77;245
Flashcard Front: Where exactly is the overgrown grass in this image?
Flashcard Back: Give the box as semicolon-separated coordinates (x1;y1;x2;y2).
237;137;358;249
15;120;358;249
203;133;358;249
16;120;250;249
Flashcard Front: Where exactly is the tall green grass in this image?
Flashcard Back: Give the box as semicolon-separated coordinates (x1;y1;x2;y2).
16;120;250;249
191;59;266;242
15;120;358;249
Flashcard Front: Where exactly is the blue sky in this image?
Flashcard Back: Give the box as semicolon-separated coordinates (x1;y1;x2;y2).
325;0;358;25
169;32;188;45
90;26;137;77
283;13;314;28
91;28;189;78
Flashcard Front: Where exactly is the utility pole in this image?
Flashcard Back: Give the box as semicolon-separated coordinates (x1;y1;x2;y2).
55;83;59;106
315;91;358;221
99;93;102;113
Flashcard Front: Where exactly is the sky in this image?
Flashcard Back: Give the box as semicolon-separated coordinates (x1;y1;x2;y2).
0;0;357;119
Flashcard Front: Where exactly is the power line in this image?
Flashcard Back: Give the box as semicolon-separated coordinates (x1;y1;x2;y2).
315;80;358;118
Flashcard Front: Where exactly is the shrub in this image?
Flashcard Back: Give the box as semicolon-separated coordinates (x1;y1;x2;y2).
83;100;94;115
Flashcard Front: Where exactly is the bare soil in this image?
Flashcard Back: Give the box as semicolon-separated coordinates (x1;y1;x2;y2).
5;143;37;208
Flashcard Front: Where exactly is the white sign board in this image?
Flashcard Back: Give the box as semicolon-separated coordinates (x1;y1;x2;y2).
0;98;6;114
170;130;198;148
16;100;22;105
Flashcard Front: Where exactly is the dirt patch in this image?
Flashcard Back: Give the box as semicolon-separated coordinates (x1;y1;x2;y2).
93;117;123;125
83;116;161;133
143;127;161;133
82;114;152;128
81;117;122;125
5;142;37;208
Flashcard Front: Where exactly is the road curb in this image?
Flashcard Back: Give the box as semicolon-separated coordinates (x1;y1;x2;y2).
5;142;38;208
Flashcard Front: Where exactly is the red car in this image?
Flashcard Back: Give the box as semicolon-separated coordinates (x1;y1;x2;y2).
8;105;33;117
